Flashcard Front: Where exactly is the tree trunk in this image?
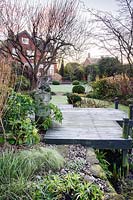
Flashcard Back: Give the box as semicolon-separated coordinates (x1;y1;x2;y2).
31;73;38;90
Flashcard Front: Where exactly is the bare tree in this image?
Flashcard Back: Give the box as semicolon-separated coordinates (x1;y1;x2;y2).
0;0;88;89
85;0;133;70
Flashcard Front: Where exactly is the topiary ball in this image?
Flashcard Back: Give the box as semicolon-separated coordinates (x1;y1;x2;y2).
72;85;85;94
52;80;60;85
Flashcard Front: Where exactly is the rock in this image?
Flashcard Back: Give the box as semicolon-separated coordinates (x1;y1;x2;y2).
60;168;67;175
105;182;115;193
84;175;95;183
79;172;85;177
90;164;107;180
56;145;125;199
86;148;99;164
104;193;125;200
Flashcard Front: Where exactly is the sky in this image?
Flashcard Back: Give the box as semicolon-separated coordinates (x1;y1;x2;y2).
83;0;118;12
77;0;119;61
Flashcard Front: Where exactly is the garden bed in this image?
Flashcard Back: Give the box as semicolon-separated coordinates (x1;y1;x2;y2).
0;143;127;200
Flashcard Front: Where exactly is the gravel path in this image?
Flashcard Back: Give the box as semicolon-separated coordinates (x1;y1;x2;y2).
58;145;112;194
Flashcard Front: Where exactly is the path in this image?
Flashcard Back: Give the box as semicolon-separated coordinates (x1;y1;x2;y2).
44;106;132;149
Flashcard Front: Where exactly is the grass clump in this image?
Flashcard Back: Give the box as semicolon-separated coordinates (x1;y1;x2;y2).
0;147;64;199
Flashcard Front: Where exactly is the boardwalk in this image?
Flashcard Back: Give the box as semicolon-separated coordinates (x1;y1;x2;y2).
44;107;132;149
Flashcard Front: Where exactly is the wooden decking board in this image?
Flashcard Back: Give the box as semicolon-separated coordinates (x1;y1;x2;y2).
44;107;132;149
44;138;132;149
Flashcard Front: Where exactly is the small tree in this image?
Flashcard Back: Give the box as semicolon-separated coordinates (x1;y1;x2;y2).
0;0;88;89
86;0;133;71
59;59;65;77
97;57;121;78
84;64;98;81
64;62;84;81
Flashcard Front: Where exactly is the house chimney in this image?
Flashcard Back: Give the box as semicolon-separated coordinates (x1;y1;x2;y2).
88;52;91;58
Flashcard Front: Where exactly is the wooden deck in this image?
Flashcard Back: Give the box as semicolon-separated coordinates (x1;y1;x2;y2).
44;106;132;149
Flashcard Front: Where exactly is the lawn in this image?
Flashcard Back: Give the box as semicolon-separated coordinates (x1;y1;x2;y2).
83;98;129;114
50;83;91;94
50;84;129;114
50;84;73;93
50;84;92;105
50;95;68;105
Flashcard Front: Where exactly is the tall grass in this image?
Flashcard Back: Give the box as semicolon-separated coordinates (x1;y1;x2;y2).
0;60;15;118
0;147;64;199
0;60;16;140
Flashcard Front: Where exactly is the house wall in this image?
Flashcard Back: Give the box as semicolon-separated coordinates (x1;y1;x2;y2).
9;31;58;77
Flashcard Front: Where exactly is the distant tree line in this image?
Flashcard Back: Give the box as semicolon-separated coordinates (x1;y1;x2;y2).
59;57;133;81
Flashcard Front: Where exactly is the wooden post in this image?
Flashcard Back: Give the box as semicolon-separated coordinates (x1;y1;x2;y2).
114;97;119;109
122;149;129;177
122;118;130;177
129;104;133;120
122;118;129;139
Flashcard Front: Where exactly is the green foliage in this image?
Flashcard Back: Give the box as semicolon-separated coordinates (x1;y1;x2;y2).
0;147;64;199
72;85;85;94
66;158;86;172
97;57;121;78
52;80;60;85
3;91;40;145
95;150;112;179
0;178;30;200
72;80;80;85
77;98;111;108
64;62;84;81
91;79;119;100
4;90;35;120
67;93;82;105
84;65;98;81
15;75;31;91
31;173;103;200
42;103;63;130
6;118;40;145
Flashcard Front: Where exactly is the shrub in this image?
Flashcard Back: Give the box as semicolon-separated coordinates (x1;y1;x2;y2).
91;79;119;100
0;147;64;199
67;93;82;105
72;80;80;85
51;91;56;95
107;75;133;104
72;85;85;94
15;75;31;91
3;91;40;145
77;98;111;108
52;80;60;85
31;173;103;200
41;103;63;130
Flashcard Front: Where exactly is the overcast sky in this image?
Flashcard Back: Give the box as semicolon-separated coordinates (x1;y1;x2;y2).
83;0;118;12
77;0;119;61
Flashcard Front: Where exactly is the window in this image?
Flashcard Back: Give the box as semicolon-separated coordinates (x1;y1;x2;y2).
22;37;29;44
26;50;34;56
12;48;17;56
49;65;55;76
